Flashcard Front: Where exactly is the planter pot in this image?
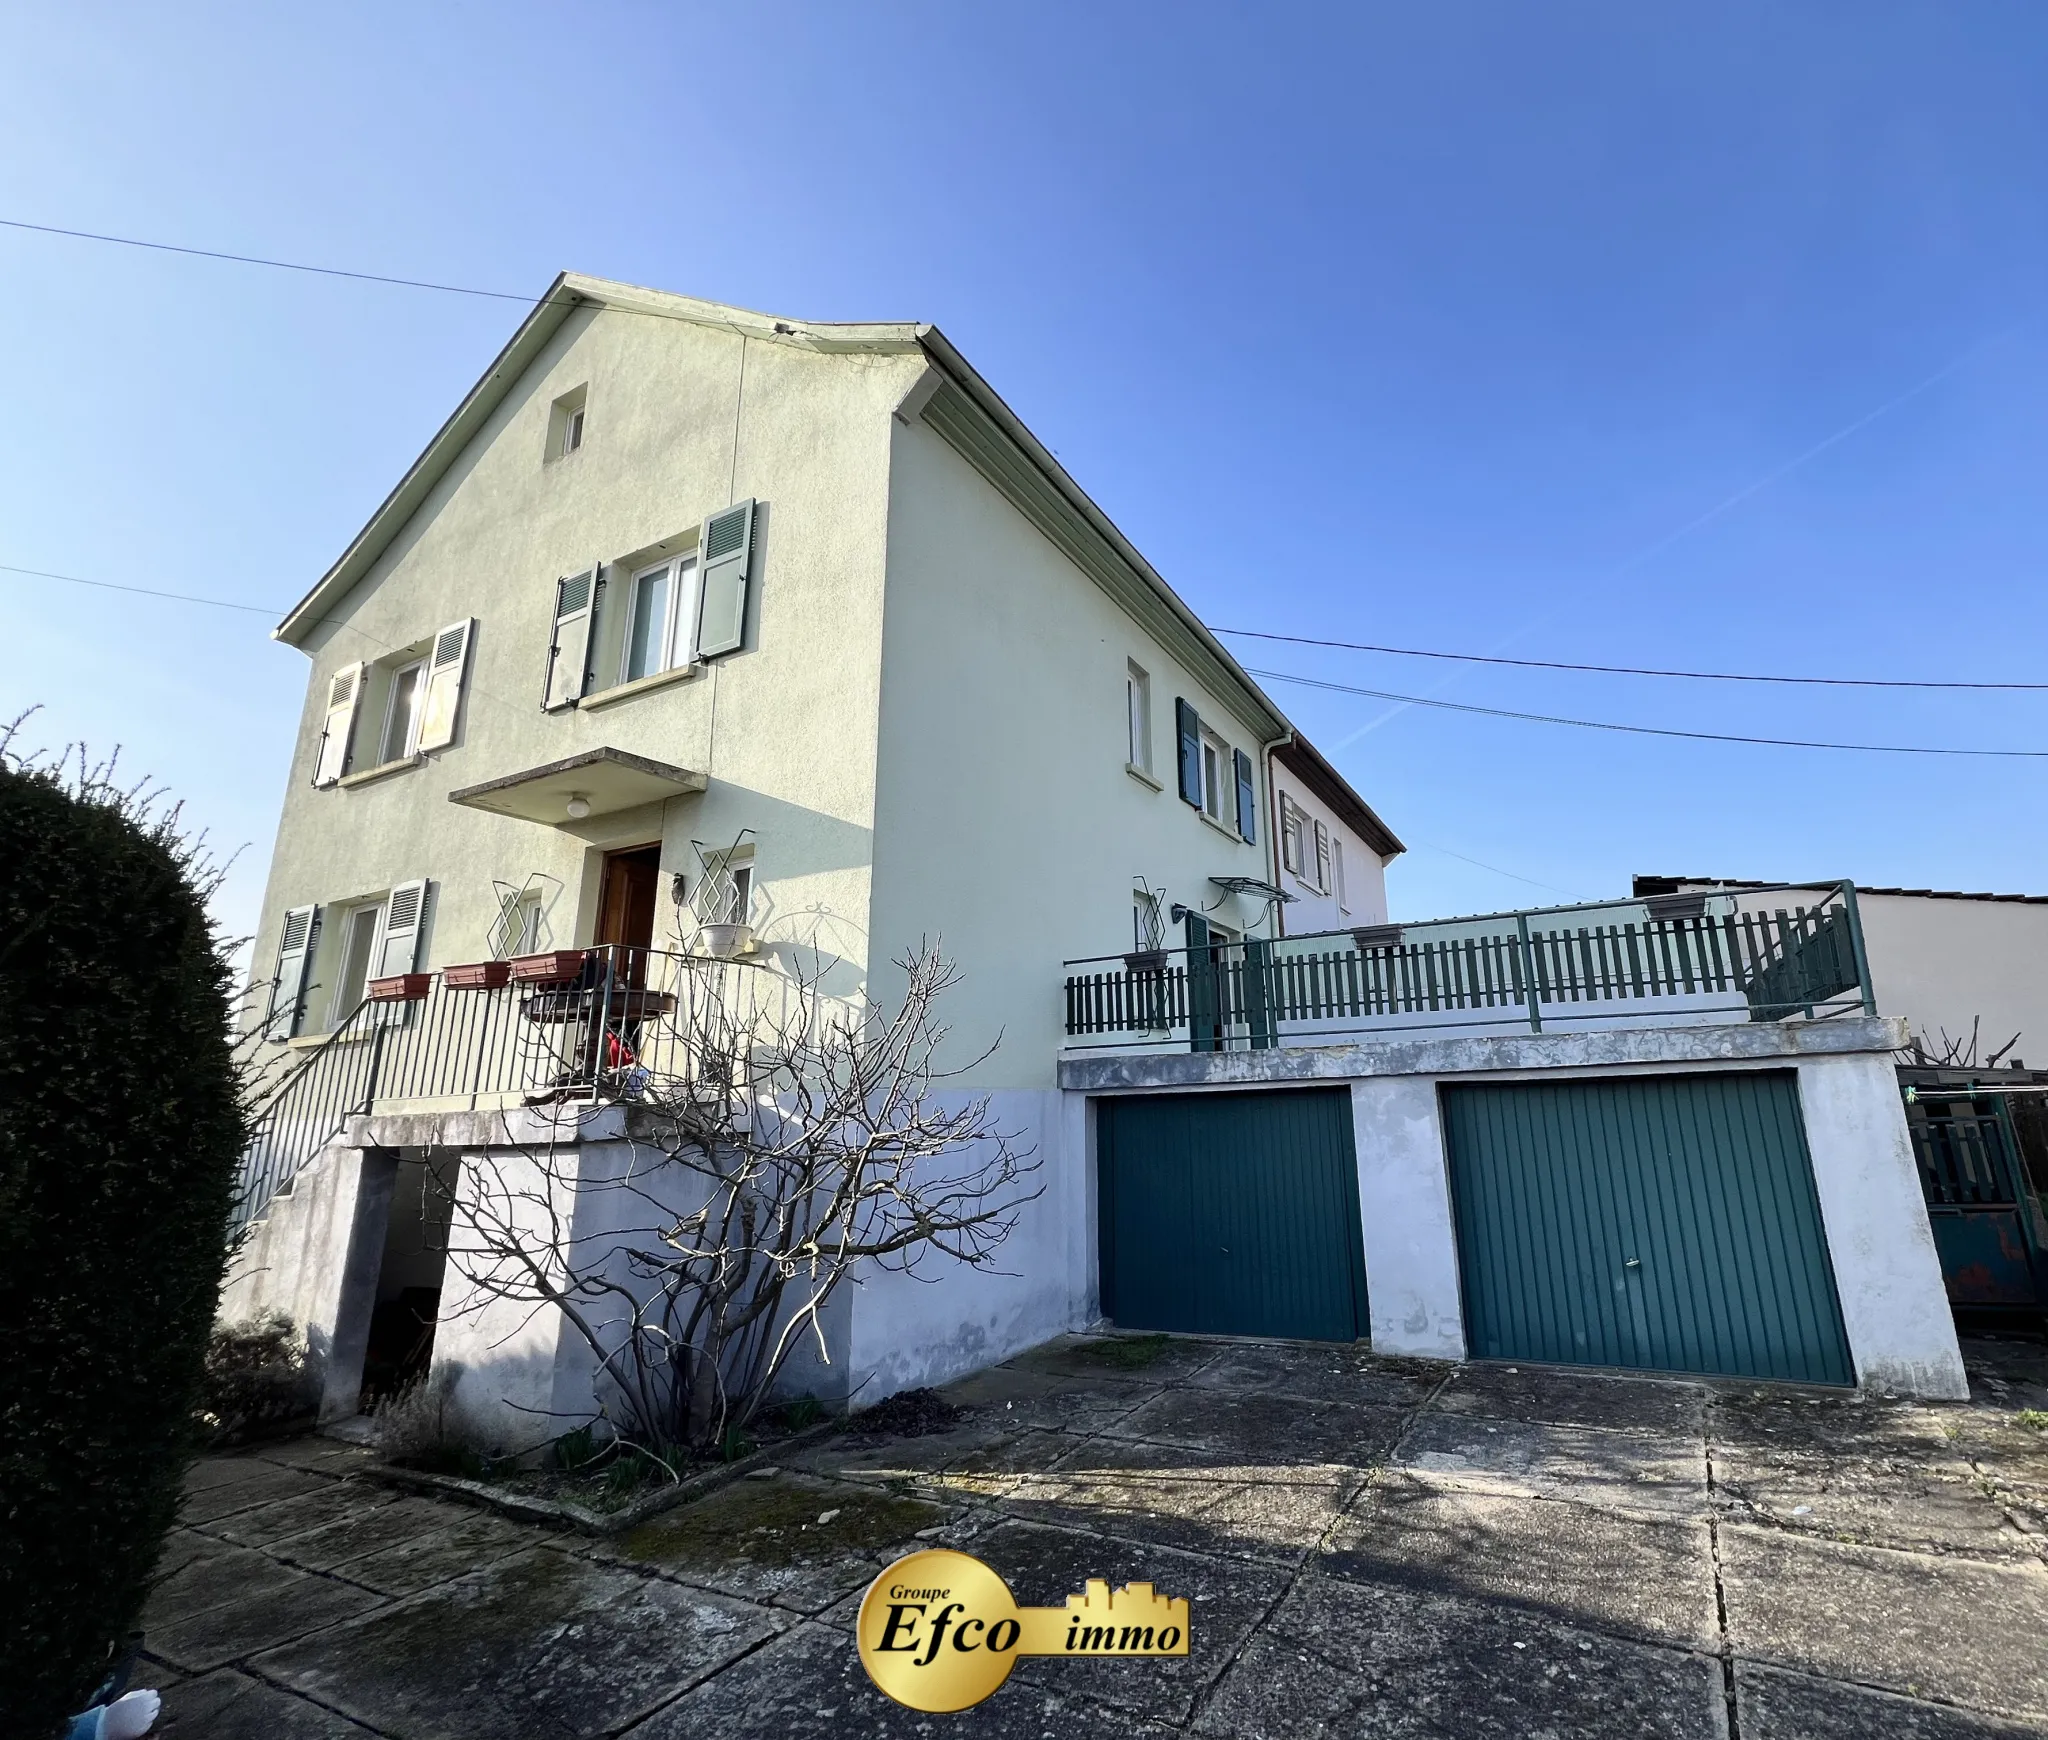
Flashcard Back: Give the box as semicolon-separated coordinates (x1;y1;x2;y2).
1123;950;1169;972
367;973;432;1002
443;960;513;990
695;923;756;960
510;949;590;984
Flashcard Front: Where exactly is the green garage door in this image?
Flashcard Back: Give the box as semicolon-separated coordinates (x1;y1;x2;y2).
1444;1072;1853;1385
1098;1089;1367;1341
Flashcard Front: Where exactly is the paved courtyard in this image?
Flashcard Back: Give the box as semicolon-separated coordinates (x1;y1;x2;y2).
141;1334;2048;1738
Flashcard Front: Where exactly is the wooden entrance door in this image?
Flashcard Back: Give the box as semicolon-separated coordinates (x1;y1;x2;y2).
596;846;662;977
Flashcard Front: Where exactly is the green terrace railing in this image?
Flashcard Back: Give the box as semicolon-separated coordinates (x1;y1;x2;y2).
233;945;792;1233
1063;881;1875;1053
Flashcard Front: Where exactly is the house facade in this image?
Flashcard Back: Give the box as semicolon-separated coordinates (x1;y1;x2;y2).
225;276;1967;1447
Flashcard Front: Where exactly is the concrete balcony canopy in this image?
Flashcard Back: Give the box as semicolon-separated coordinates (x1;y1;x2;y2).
447;746;707;828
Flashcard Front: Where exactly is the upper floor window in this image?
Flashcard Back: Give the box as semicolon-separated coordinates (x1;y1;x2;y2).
380;658;426;764
1173;696;1256;843
547;385;588;462
1281;794;1331;893
622;554;700;685
1126;660;1152;774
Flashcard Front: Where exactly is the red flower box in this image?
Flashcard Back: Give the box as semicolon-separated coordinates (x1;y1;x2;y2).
367;973;432;1002
509;949;589;985
443;960;513;990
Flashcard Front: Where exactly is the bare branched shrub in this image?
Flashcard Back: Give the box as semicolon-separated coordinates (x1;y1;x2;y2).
200;1311;319;1446
374;1364;494;1476
436;946;1039;1459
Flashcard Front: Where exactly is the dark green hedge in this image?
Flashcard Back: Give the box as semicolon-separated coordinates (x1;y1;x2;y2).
0;762;245;1738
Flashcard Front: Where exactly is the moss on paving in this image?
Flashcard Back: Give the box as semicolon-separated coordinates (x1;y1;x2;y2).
1071;1334;1173;1370
620;1475;946;1569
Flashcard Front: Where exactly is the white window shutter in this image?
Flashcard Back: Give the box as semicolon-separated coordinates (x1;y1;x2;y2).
1314;820;1331;893
374;880;430;979
312;664;365;786
544;568;599;710
415;619;474;751
691;499;754;659
266;904;320;1039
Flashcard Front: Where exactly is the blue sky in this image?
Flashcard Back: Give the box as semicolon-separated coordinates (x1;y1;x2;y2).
4;3;2046;943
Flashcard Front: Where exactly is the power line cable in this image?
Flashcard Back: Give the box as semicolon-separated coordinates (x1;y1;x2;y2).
1218;627;2048;692
1;562;279;614
1244;666;2048;759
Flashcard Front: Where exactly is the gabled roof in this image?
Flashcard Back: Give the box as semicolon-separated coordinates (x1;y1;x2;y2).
273;273;1357;770
1273;735;1404;860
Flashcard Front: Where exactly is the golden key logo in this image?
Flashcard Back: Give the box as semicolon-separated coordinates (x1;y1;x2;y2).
856;1548;1190;1713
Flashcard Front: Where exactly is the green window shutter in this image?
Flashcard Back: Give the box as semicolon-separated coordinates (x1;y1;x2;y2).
692;499;754;659
415;619;474;751
544;568;599;710
1184;910;1220;1053
1175;699;1202;806
374;880;430;979
1234;748;1257;843
312;663;364;786
266;904;320;1039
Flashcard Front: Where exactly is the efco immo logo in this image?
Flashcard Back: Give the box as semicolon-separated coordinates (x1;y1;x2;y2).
856;1548;1190;1713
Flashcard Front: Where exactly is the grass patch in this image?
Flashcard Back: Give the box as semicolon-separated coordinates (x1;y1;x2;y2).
2016;1409;2048;1433
620;1474;945;1568
1073;1334;1172;1370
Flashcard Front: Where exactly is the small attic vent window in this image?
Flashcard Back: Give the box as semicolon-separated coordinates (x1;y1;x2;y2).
547;386;588;462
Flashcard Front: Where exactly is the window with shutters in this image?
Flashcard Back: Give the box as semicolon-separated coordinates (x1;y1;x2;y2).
329;903;383;1026
379;659;426;763
1313;819;1332;894
1199;729;1229;823
621;553;700;684
1125;661;1153;776
546;385;588;462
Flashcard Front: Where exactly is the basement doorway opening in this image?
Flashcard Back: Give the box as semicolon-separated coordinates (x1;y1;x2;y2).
359;1149;456;1413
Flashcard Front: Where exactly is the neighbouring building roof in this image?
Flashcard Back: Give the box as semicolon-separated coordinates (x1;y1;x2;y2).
1274;735;1404;861
1634;875;2048;908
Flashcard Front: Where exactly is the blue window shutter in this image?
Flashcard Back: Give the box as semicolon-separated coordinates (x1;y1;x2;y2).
1234;749;1257;843
1175;699;1202;806
266;904;320;1040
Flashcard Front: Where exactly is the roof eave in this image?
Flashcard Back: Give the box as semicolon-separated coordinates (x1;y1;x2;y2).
912;325;1291;746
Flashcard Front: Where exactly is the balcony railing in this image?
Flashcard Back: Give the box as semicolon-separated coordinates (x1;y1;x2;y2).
1063;881;1874;1054
234;945;788;1232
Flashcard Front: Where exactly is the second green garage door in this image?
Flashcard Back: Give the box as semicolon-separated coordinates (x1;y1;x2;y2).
1443;1071;1853;1385
1098;1089;1367;1342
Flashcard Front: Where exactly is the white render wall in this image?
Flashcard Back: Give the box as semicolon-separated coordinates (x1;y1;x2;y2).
1854;892;2048;1067
1271;761;1389;936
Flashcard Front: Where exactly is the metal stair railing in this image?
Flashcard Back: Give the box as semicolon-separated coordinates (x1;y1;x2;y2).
233;999;385;1234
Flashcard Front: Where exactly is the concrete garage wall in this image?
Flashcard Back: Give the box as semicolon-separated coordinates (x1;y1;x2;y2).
1064;1017;1969;1400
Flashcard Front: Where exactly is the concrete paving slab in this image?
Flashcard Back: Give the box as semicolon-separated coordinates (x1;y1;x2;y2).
330;1506;545;1597
1711;1389;1963;1463
1736;1663;2046;1739
621;1618;1182;1738
1320;1475;1718;1649
182;1454;273;1493
150;1528;227;1583
1004;1332;1229;1386
1190;1570;1726;1739
1398;1414;1710;1518
143;1542;311;1628
1713;1443;2031;1557
204;1481;404;1550
267;1494;477;1573
255;1548;786;1740
1720;1523;2048;1717
782;1418;1028;1486
249;1437;382;1476
598;1470;946;1612
149;1564;385;1673
1103;1387;1410;1467
1185;1342;1446;1411
178;1460;334;1524
972;1517;1290;1723
1948;1409;2048;1496
152;1667;384;1738
940;1363;1164;1433
1436;1364;1707;1436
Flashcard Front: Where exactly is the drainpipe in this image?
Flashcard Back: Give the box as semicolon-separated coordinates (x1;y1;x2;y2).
1261;735;1290;939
